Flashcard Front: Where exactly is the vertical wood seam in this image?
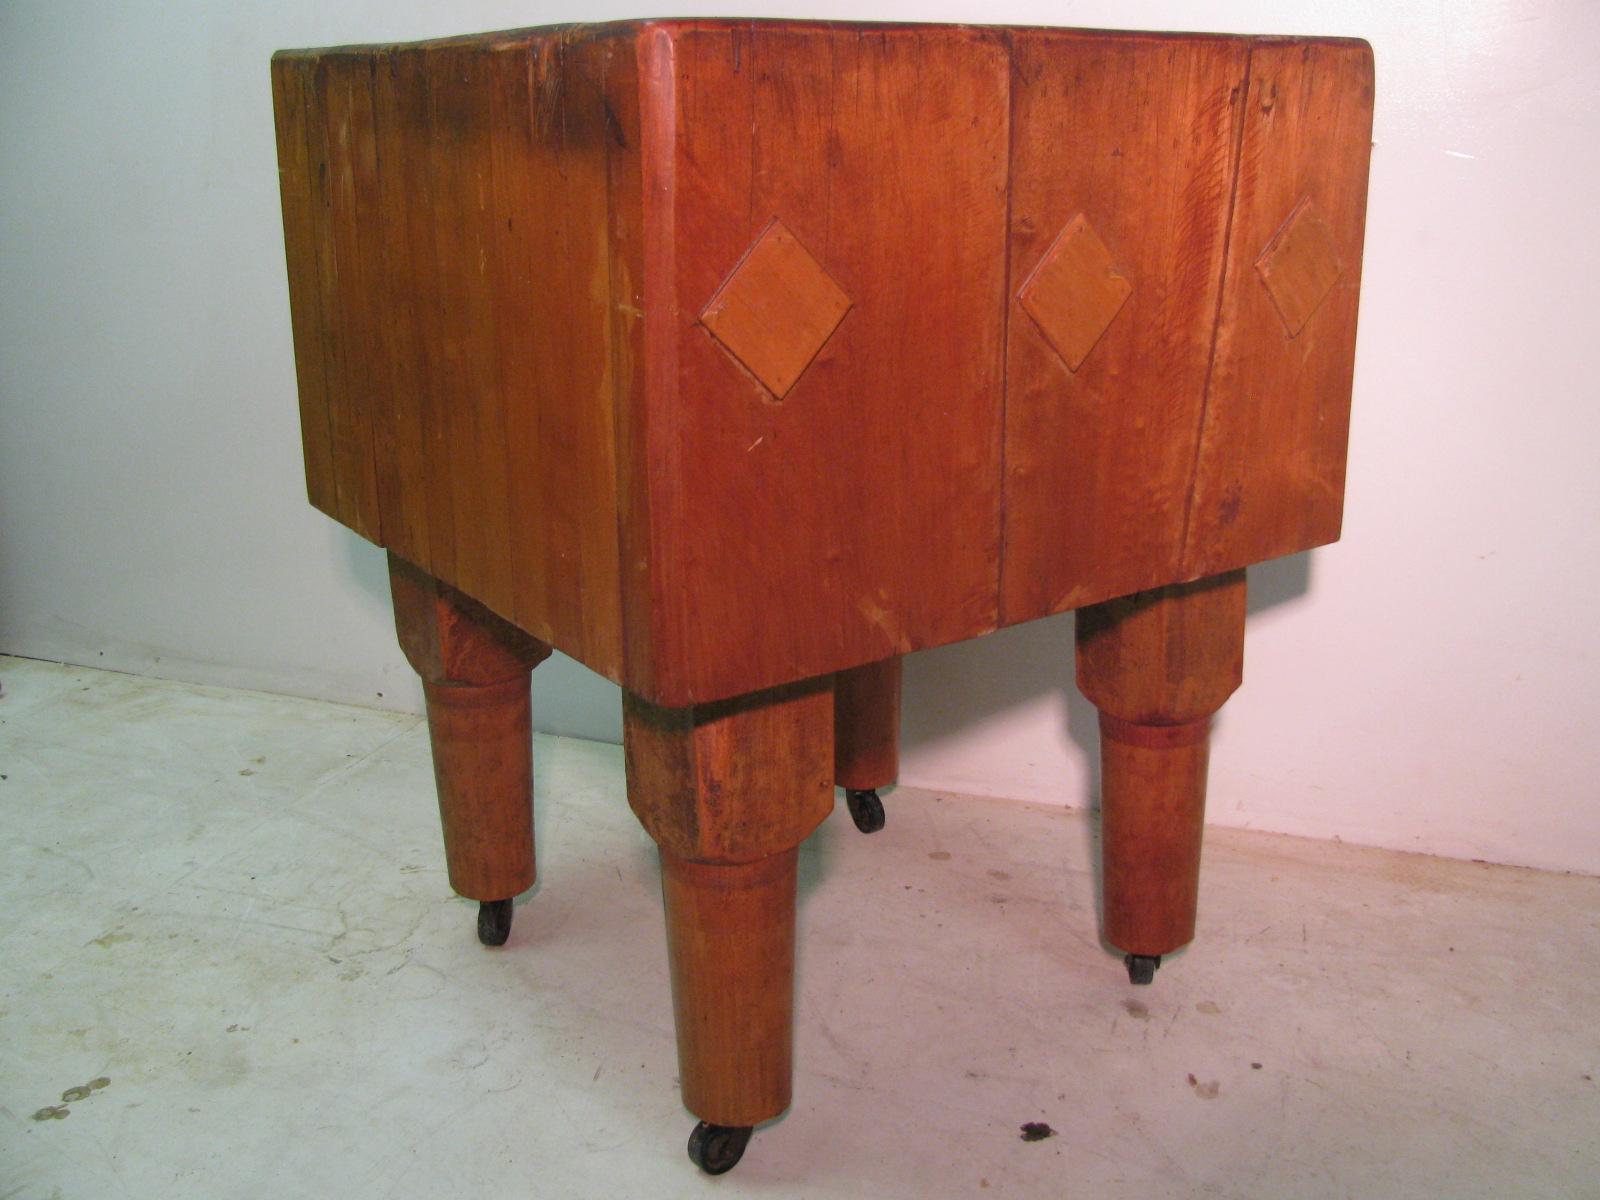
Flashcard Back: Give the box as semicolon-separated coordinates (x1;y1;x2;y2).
633;26;685;700
601;40;632;687
489;40;520;632
1177;39;1253;574
358;59;387;547
994;30;1018;624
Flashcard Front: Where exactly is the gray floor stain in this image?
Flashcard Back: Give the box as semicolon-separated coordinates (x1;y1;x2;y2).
33;1077;109;1121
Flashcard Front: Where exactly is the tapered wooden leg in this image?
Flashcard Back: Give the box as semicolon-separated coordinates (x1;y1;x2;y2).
1076;569;1246;979
833;657;901;833
661;848;798;1124
388;554;551;941
623;678;834;1169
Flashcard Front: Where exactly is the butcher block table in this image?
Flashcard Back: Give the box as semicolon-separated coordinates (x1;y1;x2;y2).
271;18;1373;1175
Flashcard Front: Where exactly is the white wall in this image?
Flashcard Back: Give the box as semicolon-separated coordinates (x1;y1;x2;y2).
4;0;1597;874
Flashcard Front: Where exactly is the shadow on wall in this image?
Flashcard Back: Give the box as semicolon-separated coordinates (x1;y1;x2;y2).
902;550;1313;800
343;521;1315;924
339;530;628;742
900;551;1313;931
344;523;1313;793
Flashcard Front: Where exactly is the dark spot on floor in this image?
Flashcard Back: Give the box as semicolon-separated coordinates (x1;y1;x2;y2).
928;851;951;861
1252;1062;1263;1070
1020;1121;1056;1142
988;870;1011;881
33;1105;70;1121
1187;1073;1221;1099
1123;999;1149;1019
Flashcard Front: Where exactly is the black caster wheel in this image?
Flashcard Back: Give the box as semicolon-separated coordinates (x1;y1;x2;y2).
687;1121;752;1175
1124;953;1161;985
845;788;886;834
477;898;513;947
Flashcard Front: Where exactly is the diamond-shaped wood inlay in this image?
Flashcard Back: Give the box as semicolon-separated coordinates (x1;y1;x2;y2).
1256;199;1344;338
1018;213;1132;372
700;219;852;399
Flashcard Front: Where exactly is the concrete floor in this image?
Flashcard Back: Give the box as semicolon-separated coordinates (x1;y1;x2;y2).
1;655;1597;1199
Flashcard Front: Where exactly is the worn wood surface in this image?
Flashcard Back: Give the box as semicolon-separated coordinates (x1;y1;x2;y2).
276;29;635;681
389;554;551;901
622;677;834;864
623;677;833;1126
269;54;338;519
1002;32;1247;621
1182;39;1375;577
650;23;1010;704
274;21;1371;708
1076;570;1247;955
278;21;1373;1166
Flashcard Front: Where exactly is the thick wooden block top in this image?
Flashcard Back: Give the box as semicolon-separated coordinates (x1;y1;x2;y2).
272;19;1374;706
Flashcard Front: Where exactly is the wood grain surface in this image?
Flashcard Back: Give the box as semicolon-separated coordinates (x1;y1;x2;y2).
660;847;799;1126
647;22;1010;704
1002;32;1248;622
1181;38;1375;577
833;656;902;792
622;676;835;864
273;21;1374;707
388;553;552;902
623;674;835;1125
1077;569;1247;956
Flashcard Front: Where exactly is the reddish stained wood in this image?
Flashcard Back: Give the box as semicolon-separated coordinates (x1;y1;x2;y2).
623;673;832;1127
606;30;658;699
482;34;626;674
368;50;434;570
386;45;457;583
1016;212;1133;373
1181;38;1375;577
269;54;338;517
273;21;1373;708
834;656;902;792
321;56;395;556
307;54;383;541
1255;198;1344;337
661;847;798;1126
1002;31;1248;623
1076;569;1246;956
425;44;516;617
648;22;1010;704
389;553;551;902
699;218;852;398
622;677;835;864
271;22;1377;1164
